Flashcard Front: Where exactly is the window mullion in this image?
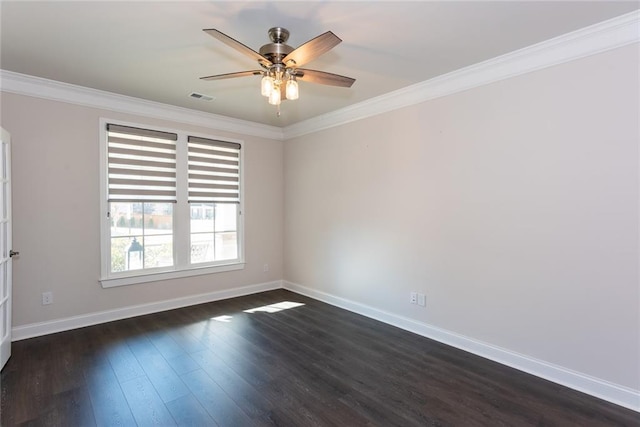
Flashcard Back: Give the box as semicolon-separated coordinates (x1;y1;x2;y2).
174;134;190;269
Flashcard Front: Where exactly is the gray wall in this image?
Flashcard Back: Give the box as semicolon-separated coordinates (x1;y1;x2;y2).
1;93;284;326
283;44;639;389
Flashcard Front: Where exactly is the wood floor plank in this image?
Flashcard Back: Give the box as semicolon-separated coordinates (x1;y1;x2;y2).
145;330;186;361
103;340;147;384
127;335;191;404
166;326;209;355
119;376;177;426
136;352;191;404
23;386;97;427
189;348;280;426
49;332;87;396
164;353;201;376
180;369;255;426
189;329;339;426
83;358;137;427
2;338;55;424
165;393;218;426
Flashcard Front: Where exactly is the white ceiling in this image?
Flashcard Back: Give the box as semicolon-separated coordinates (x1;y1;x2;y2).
1;1;638;127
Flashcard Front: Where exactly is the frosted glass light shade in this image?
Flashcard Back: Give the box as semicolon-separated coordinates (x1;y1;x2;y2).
286;79;299;100
261;75;274;97
268;85;281;105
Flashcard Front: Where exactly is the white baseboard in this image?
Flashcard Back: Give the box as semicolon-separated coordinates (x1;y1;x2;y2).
12;279;639;412
12;280;283;341
283;281;640;413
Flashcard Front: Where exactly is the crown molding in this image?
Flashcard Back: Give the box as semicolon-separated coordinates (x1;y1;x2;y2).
0;70;285;141
283;10;640;140
1;11;637;142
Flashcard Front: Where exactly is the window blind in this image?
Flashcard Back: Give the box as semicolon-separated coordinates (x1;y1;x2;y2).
187;136;241;203
107;124;177;202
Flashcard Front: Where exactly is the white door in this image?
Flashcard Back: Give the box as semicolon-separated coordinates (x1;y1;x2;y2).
0;127;12;371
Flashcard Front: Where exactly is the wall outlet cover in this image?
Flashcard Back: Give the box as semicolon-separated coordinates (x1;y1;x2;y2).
418;293;426;307
42;292;53;305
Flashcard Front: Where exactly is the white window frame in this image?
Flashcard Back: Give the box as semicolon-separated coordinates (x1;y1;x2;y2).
99;118;245;288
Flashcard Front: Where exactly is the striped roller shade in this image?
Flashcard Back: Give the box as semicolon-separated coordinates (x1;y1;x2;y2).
107;124;177;202
187;136;241;203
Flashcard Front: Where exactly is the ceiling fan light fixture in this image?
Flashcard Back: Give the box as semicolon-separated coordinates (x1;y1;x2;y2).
202;27;355;114
286;76;299;100
268;85;281;105
261;73;274;97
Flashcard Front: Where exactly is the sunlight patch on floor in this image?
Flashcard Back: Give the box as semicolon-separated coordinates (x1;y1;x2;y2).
211;315;233;322
243;301;305;314
210;302;305;322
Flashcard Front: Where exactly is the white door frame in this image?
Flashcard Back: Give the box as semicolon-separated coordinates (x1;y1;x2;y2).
0;127;13;371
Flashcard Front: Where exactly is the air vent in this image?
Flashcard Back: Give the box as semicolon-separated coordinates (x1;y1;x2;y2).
189;92;215;101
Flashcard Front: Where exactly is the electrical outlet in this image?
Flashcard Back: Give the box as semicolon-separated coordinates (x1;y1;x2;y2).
42;292;53;305
263;263;269;272
410;292;417;304
417;293;426;307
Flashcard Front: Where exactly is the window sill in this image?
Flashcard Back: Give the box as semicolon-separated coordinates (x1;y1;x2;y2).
100;262;245;288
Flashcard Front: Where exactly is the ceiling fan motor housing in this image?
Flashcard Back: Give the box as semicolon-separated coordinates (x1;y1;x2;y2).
259;27;294;65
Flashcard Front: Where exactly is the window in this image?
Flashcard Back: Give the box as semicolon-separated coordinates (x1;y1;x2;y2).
100;122;243;287
187;136;241;265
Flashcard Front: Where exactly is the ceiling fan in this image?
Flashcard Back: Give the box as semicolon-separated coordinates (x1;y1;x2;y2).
200;27;356;111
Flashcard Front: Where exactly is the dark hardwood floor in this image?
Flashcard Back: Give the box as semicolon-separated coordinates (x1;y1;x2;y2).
1;289;638;426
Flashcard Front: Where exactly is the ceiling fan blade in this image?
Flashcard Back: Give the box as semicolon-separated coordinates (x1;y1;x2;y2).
296;69;355;87
282;31;341;67
200;70;262;81
203;29;272;66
